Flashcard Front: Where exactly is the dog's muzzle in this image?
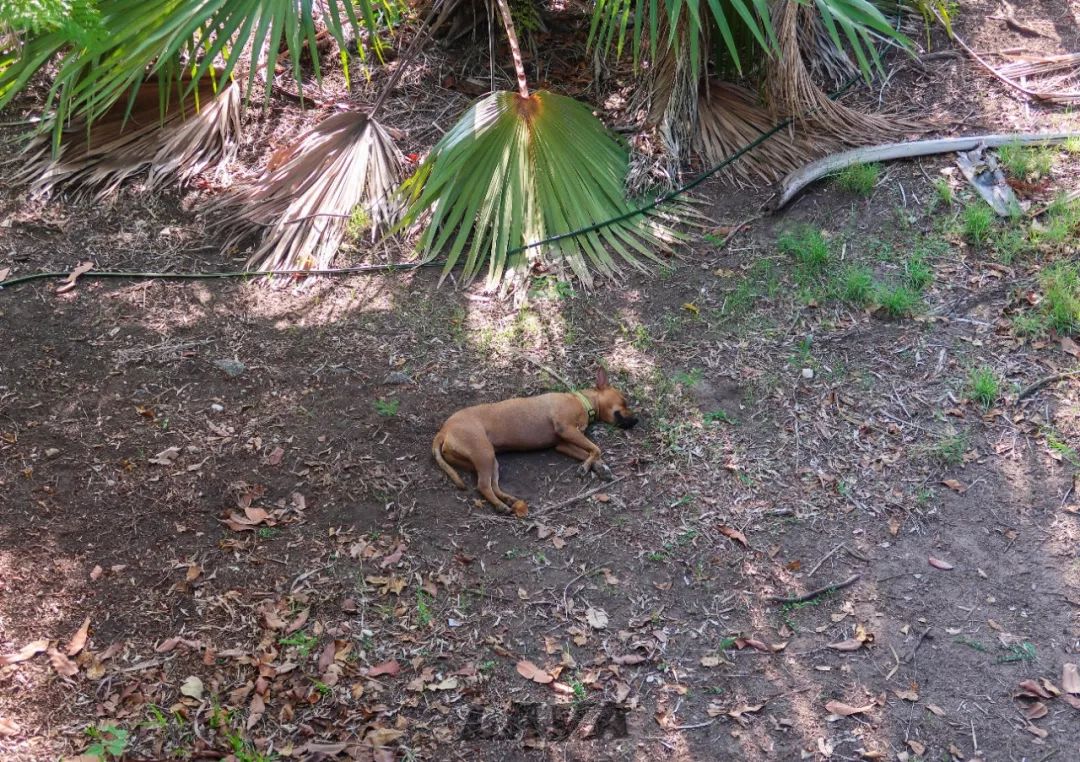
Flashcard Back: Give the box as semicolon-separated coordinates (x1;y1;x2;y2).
614;411;638;429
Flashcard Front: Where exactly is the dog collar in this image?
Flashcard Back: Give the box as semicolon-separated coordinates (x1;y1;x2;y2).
572;390;597;424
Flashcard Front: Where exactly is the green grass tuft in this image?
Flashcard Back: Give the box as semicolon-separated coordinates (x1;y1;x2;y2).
966;366;1000;408
834;163;880;195
1040;262;1080;334
904;254;933;292
963;203;994;246
1011;312;1047;339
933;177;954;207
998;142;1054;180
1034;194;1080;245
838;265;875;306
778;227;830;284
875;283;921;318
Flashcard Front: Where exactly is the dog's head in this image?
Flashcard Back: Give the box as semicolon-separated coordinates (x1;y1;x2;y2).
592;367;638;429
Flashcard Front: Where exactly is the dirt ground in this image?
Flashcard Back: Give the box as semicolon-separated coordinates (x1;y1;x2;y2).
3;2;1080;761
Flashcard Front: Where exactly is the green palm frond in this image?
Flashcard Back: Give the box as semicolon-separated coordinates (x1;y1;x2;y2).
0;0;400;150
588;0;909;81
400;90;681;290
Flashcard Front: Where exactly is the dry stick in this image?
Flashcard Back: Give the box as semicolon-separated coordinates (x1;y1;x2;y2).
515;351;576;391
942;11;1080;103
805;543;844;578
767;574;861;604
1017;370;1080;401
543;476;627;513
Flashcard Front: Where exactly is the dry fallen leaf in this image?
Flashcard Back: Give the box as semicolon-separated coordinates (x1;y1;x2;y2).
1063;663;1080;694
367;660;400;678
267;446;285;465
1024;701;1048;720
907;740;926;756
719;525;749;548
65;617;91;657
827;638;864;652
180;675;204;700
941;479;967;493
926;704;946;717
700;655;722;668
586;607;609;630
894;686;920;702
247;692;265;730
516;660;554;685
825;700;874;717
1062;337;1080;359
366;727;404;747
928;557;955;571
47;648;78;677
0;639;49;666
727;701;766;725
610;653;646;665
90;565;103;581
1016;679;1053;700
0;717;19;736
149;446;181;466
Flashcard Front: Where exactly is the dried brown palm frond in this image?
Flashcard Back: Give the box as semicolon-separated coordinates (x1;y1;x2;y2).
212;110;403;278
765;1;911;143
13;79;240;197
796;4;859;89
696;81;841;185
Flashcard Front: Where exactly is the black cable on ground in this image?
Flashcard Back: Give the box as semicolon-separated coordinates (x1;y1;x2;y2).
0;77;860;292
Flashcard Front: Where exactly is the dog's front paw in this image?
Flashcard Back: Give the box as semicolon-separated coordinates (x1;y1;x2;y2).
595;462;613;481
577;463;591;479
511;500;529;517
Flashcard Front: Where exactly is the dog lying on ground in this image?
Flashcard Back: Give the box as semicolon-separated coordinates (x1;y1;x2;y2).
432;368;638;515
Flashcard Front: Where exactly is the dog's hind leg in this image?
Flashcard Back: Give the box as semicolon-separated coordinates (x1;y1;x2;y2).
432;431;467;489
474;454;513;514
491;460;528;516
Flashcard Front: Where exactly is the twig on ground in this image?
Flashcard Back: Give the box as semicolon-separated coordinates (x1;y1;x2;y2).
542;476;626;513
1017;370;1080;401
903;627;932;664
767;574;861;604
514;351;575;391
806;543;845;577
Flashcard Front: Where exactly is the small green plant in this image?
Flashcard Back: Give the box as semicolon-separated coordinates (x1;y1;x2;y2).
1039;262;1080;333
998;142;1053;180
571;680;587;703
932;177;954;207
84;725;129;760
374;398;400;417
954;636;988;653
1065;137;1080;155
674;368;704;387
963;203;994;246
1046;429;1080;468
904;254;933;292
967;366;999;408
991;227;1029;264
1036;194;1080;245
257;527;279;540
875;283;920;318
647;550;668;563
141;704;169;731
346;205;372;241
313;680;331;697
1011;312;1047;339
278;631;318;658
932;432;968;466
838;265;874;306
778;227;830;283
704;409;736;424
834;162;880;195
416;590;433;627
998;642;1036;664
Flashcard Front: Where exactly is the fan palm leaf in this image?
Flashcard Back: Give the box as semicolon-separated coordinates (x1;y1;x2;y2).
589;0;908;81
0;0;400;150
211;110;403;276
399;90;680;290
10;77;240;196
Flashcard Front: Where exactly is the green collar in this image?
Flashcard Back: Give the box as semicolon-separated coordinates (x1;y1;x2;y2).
572;390;597;424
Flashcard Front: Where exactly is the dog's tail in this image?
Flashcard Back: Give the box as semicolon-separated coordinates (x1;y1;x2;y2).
432;431;467;490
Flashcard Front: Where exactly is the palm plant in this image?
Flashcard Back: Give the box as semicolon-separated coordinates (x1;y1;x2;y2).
0;0;922;291
398;0;681;290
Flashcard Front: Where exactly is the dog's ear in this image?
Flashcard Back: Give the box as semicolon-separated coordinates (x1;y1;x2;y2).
595;366;609;389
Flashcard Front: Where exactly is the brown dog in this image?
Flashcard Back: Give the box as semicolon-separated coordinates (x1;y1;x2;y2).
432;368;638;515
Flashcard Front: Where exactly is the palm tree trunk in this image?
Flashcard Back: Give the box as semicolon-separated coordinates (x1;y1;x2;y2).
492;0;529;98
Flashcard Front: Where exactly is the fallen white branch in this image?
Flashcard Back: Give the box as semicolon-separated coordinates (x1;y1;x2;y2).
774;133;1080;209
